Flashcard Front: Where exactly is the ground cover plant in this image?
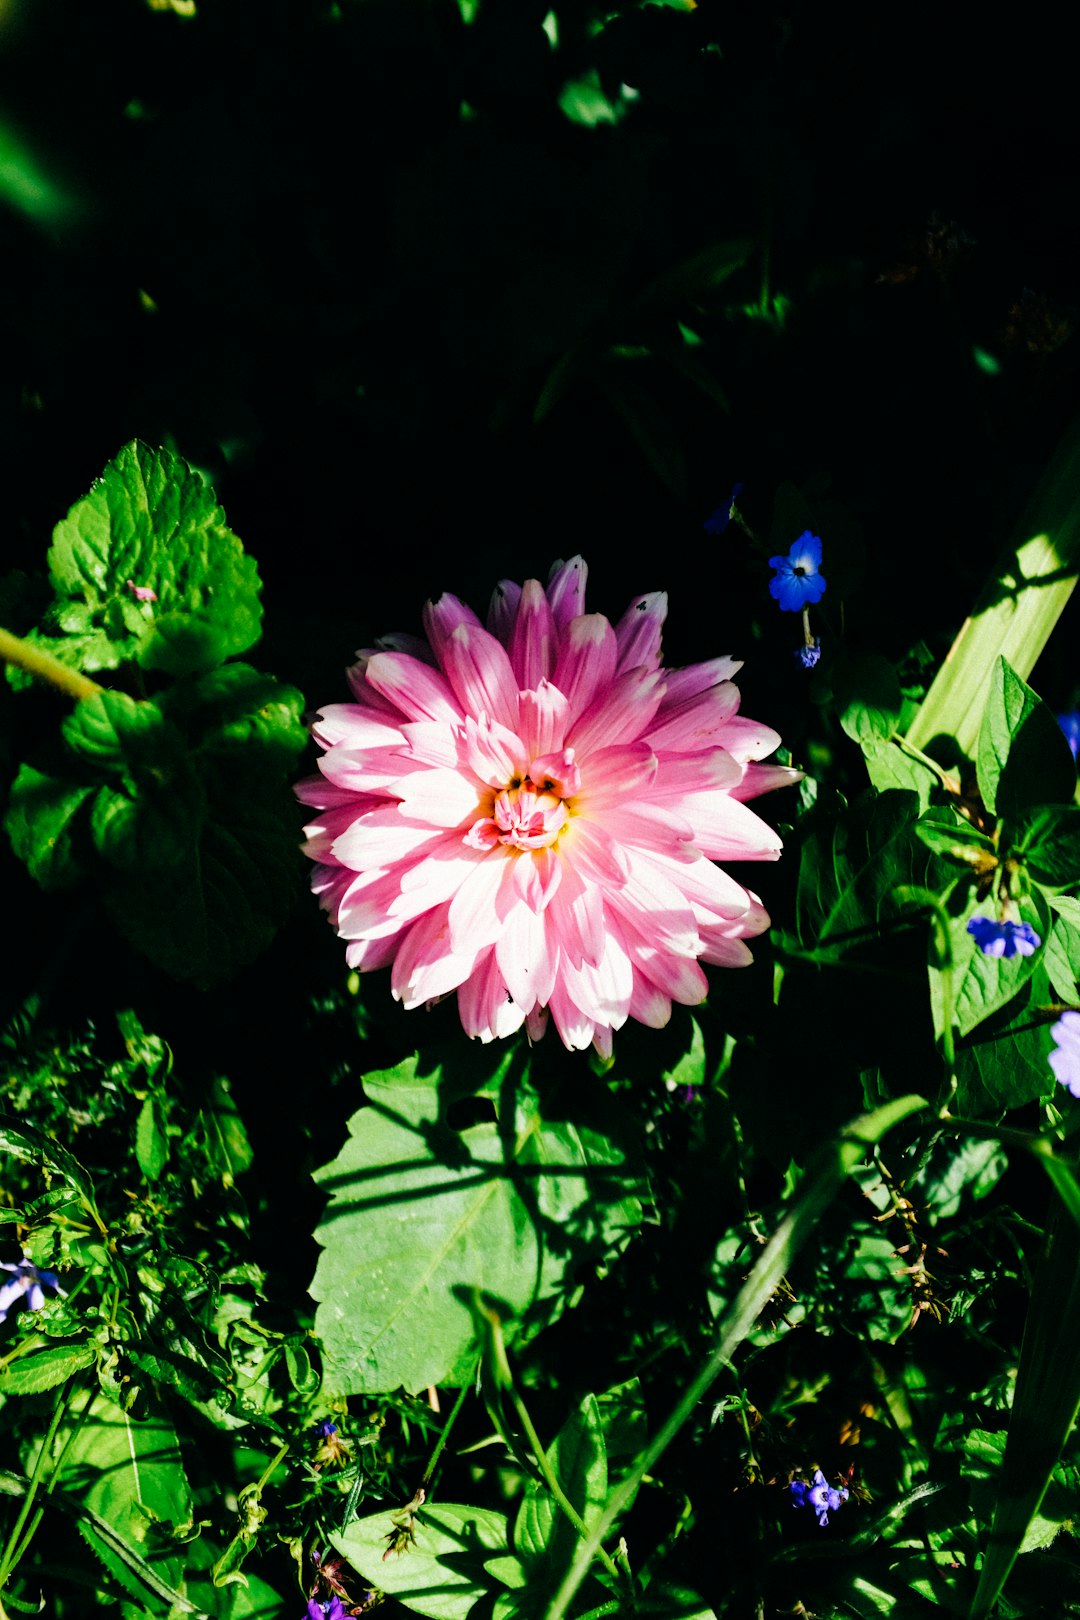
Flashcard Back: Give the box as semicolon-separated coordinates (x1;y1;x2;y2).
3;3;1080;1618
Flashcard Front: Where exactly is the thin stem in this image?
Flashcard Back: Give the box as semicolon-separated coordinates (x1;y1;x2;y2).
507;1385;622;1585
0;627;101;704
421;1378;472;1499
0;1378;75;1589
891;730;961;792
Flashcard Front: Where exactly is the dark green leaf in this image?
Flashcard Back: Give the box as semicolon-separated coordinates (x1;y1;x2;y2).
976;658;1076;819
796;788;929;949
46;440;262;677
833;652;903;747
3;764;93;889
915;808;996;857
0;1113;97;1204
514;1393;607;1581
125;1345;220;1406
1009;803;1080;887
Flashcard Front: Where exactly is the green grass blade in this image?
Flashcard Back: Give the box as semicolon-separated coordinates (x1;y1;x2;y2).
907;415;1080;759
969;1200;1080;1619
542;1093;929;1620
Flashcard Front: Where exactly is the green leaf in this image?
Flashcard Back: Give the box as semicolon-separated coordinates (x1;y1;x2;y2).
331;1502;510;1620
135;1094;168;1182
45;1391;193;1602
833;652;903;747
311;1048;646;1394
0;1342;95;1395
796;788;930;950
200;1074;254;1185
929;890;1050;1043
1009;803;1080;887
862;741;937;810
0;1113;97;1205
914;808;996;858
47;440;262;676
513;1394;607;1582
1046;896;1080;997
3;764;93;888
124;1344;220;1406
976;658;1076;820
161;663;306;775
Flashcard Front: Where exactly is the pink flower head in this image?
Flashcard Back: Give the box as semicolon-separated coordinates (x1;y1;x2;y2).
298;558;798;1058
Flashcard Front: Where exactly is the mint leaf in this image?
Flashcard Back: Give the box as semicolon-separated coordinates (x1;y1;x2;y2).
46;441;262;676
976;658;1076;819
4;765;93;888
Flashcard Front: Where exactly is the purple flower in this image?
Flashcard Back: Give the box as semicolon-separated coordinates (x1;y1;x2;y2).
966;917;1041;959
315;1419;338;1438
1050;1010;1080;1098
306;1598;346;1620
0;1259;62;1325
1057;712;1080;762
796;638;821;670
703;482;745;535
768;532;826;613
790;1469;849;1528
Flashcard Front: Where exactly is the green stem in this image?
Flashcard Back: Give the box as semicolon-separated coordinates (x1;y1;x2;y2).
0;626;101;704
0;1378;75;1589
421;1378;473;1499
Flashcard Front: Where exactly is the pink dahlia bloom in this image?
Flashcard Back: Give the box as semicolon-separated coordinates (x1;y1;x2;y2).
298;558;797;1058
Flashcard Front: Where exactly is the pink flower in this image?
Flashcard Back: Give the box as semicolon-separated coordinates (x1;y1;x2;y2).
298;558;797;1058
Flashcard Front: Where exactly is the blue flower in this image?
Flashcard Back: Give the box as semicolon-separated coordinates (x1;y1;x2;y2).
1057;712;1080;761
768;532;826;612
314;1419;338;1438
796;637;821;670
703;482;745;535
1050;1010;1080;1098
790;1469;849;1528
966;917;1041;959
0;1259;62;1325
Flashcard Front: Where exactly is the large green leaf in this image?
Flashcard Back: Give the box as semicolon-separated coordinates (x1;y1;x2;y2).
796;788;929;950
46;440;262;676
332;1502;510;1620
1008;803;1080;888
310;1048;646;1394
976;658;1076;820
1045;896;1080;998
0;1341;95;1395
47;1391;193;1599
3;764;93;889
954;967;1057;1114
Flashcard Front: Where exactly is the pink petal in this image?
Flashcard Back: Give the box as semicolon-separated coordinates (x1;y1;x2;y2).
423;593;484;668
614;592;667;673
517;680;570;758
552;615;618;722
440;624;520;729
387;767;483;828
448;852;515;955
644;682;741;751
495;901;555;1011
311;705;405;751
487;578;522;643
391;905;477;1007
508;579;557;689
656;657;743;708
674;792;783;861
729;762;803;802
461;714;526;786
546;556;588;632
628;976;672;1028
643;748;743;798
568;667;665;755
511;846;563;912
332;806;445;871
713;716;783;763
458;950;527;1042
364;651;464;723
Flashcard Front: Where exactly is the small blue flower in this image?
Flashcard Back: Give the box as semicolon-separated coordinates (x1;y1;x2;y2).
796;637;821;670
1057;712;1080;761
966;917;1041;959
703;482;745;535
0;1259;62;1326
1050;1010;1080;1098
790;1469;849;1528
768;532;826;612
314;1419;338;1438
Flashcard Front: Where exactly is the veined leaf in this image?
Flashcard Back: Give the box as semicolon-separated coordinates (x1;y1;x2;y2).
47;440;262;677
332;1502;510;1620
310;1048;646;1394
